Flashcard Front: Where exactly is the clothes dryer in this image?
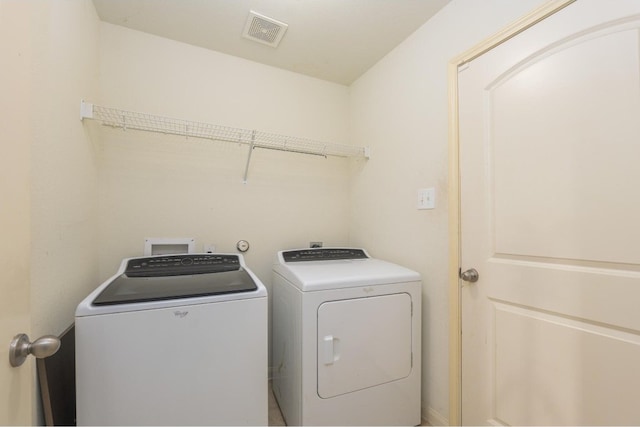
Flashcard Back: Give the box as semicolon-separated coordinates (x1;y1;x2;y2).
75;253;267;426
271;248;421;426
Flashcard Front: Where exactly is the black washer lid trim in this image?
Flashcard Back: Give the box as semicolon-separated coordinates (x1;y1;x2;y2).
282;248;368;262
124;254;242;277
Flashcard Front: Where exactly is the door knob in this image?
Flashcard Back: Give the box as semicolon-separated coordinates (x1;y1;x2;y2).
460;268;479;283
9;333;60;367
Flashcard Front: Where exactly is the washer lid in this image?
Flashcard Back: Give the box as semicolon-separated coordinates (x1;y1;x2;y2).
93;254;257;305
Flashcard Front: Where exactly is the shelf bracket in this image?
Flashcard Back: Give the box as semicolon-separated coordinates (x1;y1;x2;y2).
242;130;257;184
80;100;93;120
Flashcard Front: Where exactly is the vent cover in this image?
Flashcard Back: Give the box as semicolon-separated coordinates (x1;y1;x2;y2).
242;11;288;48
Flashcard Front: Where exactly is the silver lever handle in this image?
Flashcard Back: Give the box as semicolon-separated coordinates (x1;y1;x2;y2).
460;268;479;283
9;333;60;367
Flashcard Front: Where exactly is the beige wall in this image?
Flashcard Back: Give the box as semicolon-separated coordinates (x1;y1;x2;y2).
348;0;546;423
96;23;352;287
30;0;101;339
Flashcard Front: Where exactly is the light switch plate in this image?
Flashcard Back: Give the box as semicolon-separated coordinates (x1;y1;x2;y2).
417;188;435;210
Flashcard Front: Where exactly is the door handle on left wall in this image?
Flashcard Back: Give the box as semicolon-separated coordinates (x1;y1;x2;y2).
9;333;60;367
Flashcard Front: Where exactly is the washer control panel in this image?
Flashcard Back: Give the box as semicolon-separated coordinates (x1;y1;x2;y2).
125;254;240;277
282;248;368;262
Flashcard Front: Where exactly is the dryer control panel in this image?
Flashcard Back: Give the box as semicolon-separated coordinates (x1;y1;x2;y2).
282;248;368;262
126;254;241;277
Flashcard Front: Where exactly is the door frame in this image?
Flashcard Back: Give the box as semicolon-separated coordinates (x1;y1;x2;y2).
446;0;575;424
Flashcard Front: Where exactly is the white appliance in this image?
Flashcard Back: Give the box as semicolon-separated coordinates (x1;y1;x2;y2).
272;248;422;426
75;253;268;426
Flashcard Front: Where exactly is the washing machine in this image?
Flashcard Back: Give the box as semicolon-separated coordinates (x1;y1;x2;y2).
75;253;268;426
271;248;422;426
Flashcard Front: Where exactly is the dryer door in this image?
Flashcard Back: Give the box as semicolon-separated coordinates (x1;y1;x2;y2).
317;292;412;398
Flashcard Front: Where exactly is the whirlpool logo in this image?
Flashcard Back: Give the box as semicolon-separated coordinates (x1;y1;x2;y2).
173;310;189;319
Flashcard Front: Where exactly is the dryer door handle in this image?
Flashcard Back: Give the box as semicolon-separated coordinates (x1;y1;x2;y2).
322;335;340;365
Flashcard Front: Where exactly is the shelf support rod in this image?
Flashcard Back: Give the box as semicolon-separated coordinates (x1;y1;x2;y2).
242;130;256;184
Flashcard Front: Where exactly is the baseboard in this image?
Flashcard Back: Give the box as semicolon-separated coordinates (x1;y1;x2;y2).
422;406;449;426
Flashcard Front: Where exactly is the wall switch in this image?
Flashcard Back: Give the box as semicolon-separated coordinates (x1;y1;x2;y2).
417;188;435;210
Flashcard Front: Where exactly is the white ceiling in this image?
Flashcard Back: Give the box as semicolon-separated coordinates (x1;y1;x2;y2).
92;0;451;85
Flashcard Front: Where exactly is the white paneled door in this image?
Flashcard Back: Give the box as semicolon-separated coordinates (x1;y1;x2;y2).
0;1;34;424
458;1;640;425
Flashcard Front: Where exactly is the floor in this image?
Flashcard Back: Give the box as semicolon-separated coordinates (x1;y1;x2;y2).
268;384;286;426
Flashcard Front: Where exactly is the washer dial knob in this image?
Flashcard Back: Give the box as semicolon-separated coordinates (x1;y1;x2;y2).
236;240;250;252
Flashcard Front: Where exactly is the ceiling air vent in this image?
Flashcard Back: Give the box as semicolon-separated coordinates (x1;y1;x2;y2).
242;11;288;48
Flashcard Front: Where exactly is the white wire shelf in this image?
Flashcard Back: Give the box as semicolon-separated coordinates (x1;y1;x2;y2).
80;101;369;182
